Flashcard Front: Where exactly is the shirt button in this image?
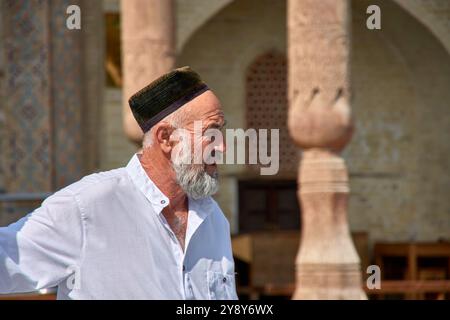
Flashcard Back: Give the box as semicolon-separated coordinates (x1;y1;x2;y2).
160;200;166;204
222;277;227;283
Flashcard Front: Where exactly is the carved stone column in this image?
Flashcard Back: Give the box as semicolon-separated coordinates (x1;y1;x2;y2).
287;0;366;299
121;0;175;144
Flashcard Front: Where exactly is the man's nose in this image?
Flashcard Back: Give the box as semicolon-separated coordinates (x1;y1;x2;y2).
215;137;226;154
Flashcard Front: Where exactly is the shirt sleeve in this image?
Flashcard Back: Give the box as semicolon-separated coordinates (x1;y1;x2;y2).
0;188;85;294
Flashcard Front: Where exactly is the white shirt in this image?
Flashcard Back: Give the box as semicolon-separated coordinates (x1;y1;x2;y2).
0;154;238;300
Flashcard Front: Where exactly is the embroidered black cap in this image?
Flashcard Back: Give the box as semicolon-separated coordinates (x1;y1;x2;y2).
128;66;209;133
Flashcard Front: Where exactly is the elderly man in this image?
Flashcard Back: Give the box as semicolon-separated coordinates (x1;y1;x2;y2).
0;67;237;300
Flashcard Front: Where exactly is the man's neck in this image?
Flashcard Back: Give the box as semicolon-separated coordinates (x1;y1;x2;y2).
138;151;186;207
138;151;189;250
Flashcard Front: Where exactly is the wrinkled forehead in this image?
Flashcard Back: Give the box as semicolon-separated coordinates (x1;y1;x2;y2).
183;90;224;124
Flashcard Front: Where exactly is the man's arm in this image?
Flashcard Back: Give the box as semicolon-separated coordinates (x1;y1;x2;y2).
0;188;84;294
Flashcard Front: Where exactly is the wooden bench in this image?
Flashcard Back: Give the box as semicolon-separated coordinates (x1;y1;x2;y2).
374;241;450;299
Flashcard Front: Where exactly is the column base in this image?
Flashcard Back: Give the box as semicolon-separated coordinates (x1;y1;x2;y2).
292;263;367;300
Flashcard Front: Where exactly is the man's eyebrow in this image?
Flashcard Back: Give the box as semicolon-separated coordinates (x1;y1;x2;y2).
206;119;227;129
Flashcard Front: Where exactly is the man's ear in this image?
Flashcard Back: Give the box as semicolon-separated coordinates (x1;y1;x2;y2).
154;122;173;154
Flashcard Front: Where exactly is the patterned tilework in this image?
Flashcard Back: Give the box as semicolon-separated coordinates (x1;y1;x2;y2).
49;0;83;189
1;0;85;193
0;0;86;221
1;0;53;193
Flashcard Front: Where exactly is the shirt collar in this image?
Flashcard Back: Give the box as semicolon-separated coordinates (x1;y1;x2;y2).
126;153;170;214
125;153;214;219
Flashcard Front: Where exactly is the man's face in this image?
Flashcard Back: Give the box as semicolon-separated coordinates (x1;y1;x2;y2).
170;90;226;199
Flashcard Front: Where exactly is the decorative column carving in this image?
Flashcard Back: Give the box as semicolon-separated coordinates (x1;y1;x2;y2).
287;0;366;299
121;0;175;144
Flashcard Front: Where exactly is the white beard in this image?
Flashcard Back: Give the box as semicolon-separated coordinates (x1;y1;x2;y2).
171;140;219;200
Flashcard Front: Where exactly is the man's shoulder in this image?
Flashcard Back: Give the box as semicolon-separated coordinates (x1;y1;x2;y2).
62;167;130;199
